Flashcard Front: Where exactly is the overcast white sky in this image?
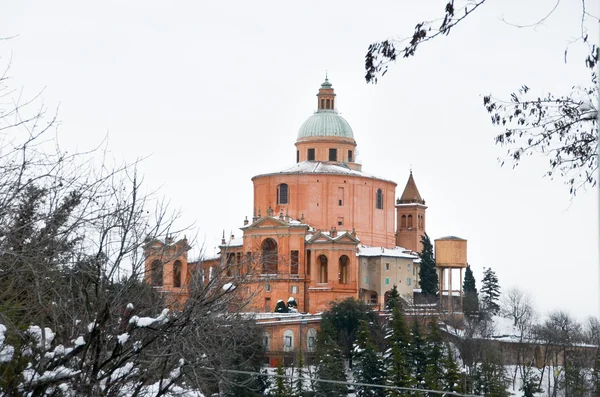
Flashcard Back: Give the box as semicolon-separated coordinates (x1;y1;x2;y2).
2;0;598;320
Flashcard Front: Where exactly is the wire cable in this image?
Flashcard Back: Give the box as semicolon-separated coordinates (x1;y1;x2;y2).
205;367;481;397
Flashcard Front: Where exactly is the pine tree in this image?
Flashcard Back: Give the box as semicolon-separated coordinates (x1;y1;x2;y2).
423;319;444;391
480;268;501;316
314;325;348;397
274;299;289;313
592;354;600;397
409;320;427;391
287;297;298;312
441;344;462;394
353;320;386;397
385;305;413;396
385;284;401;310
271;362;290;397
418;233;438;297
472;350;509;397
294;349;306;397
462;265;479;317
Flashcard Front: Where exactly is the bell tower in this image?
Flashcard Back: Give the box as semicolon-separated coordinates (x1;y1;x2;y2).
395;171;427;253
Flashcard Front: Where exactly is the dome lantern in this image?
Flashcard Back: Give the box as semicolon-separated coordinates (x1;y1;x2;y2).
297;76;355;140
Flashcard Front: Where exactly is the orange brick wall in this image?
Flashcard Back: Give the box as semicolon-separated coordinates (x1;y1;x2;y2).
252;173;396;248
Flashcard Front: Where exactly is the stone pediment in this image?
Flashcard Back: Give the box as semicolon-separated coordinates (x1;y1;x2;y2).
307;231;359;245
245;216;308;230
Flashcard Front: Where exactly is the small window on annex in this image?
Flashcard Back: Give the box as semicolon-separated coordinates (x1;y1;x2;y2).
376;189;383;210
290;250;299;275
277;184;289;205
263;332;271;351
339;255;349;284
318;255;328;283
173;260;182;288
150;260;162;286
329;148;337;162
283;329;294;352
307;328;317;352
307;148;315;161
401;214;407;228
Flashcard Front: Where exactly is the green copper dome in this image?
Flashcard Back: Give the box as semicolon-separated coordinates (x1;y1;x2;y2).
297;110;354;139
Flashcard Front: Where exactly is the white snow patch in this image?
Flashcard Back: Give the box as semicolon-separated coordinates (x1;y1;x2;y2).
129;308;169;328
0;324;14;363
222;282;235;291
118;333;130;345
110;362;135;382
74;336;86;347
27;326;55;350
127;303;134;310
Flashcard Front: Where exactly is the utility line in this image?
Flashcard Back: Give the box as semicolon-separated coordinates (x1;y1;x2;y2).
208;367;481;397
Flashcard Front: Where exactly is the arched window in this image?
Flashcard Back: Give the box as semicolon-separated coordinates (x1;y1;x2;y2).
262;238;278;273
151;260;162;286
339;255;349;284
277;184;289;205
407;215;413;229
321;99;325;109
283;329;294;352
263;332;271;351
376;189;383;209
401;214;407;228
307;328;317;352
326;98;330;109
318;255;328;283
173;260;182;288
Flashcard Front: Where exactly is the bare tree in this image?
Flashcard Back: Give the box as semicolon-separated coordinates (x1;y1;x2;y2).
365;0;599;194
500;287;536;334
0;59;266;396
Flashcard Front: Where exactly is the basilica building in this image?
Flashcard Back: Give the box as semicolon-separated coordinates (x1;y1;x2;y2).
145;77;457;315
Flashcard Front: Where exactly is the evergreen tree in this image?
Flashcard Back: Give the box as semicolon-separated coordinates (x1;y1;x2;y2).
519;367;541;397
314;325;348;397
480;268;501;316
423;319;445;392
385;305;413;396
441;344;462;394
408;320;427;391
294;350;306;397
274;299;289;313
471;350;509;397
353;320;386;397
271;362;290;397
287;297;298;312
418;233;438;297
321;297;378;367
385;284;401;310
462;265;479;317
592;354;600;397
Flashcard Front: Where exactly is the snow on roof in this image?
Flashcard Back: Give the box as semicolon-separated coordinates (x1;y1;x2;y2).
358;246;418;259
395;203;427;208
253;161;396;184
222;237;243;247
